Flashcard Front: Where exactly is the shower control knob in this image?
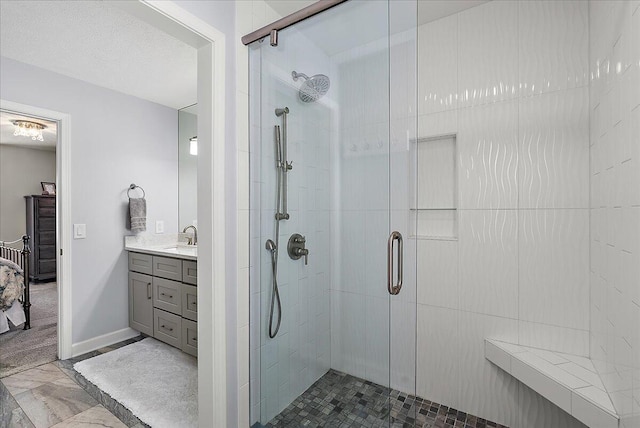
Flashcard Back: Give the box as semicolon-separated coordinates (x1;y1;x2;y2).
288;233;309;265
296;248;309;265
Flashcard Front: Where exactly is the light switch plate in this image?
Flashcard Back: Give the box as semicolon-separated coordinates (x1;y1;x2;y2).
73;224;86;239
155;220;164;234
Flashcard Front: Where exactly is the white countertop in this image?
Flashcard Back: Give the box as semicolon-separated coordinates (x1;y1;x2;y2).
124;234;197;261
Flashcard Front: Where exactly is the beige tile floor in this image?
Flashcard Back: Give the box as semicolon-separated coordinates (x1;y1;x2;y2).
1;361;133;428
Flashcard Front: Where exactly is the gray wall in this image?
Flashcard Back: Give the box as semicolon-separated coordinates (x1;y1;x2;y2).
0;145;56;247
0;56;179;344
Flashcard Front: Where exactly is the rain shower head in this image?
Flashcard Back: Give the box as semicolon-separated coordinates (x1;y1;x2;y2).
292;71;330;103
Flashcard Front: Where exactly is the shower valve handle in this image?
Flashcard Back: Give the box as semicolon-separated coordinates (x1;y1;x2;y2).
297;248;309;265
288;233;309;265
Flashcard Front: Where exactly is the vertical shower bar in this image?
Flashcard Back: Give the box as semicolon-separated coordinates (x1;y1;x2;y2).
281;110;289;219
275;107;290;220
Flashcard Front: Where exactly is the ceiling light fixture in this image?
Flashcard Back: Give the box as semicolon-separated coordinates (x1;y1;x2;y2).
189;136;198;156
12;120;46;141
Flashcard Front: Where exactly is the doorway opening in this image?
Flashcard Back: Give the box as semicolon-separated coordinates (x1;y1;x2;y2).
0;109;59;377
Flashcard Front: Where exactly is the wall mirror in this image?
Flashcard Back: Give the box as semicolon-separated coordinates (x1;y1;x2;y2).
178;103;197;231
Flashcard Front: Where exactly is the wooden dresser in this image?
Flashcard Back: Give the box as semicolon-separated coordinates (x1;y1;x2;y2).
25;195;56;282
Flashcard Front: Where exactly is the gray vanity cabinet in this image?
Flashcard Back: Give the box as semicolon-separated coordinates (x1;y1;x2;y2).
129;271;153;336
128;251;197;357
181;319;198;357
153;277;182;314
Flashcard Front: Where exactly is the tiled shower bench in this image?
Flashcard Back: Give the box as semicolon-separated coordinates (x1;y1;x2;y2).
485;339;619;428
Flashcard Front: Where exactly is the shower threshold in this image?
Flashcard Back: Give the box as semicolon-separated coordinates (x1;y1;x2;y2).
261;369;509;428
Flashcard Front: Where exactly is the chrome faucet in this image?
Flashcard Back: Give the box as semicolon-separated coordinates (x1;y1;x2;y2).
182;225;198;246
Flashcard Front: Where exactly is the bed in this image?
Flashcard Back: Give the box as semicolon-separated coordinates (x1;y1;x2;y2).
0;236;31;333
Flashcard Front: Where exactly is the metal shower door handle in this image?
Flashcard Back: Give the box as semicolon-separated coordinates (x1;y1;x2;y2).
387;231;403;295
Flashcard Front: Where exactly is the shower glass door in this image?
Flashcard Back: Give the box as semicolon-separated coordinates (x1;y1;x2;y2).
248;1;418;426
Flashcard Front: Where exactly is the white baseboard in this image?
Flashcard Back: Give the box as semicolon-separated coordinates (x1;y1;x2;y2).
71;327;140;357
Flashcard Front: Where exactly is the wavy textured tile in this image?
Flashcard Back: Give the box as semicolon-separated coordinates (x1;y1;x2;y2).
416;305;459;410
518;383;588;428
417;240;458;309
519;87;590;208
458;0;519;107
458;100;519;209
459;209;518;318
458;312;519;426
519;0;589;97
417;13;457;115
519;209;590;330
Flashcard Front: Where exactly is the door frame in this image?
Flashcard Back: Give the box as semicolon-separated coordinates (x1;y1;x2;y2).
134;1;228;426
0;99;73;361
3;0;229;424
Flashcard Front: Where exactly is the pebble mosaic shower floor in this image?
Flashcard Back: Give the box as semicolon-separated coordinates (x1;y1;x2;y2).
264;369;508;428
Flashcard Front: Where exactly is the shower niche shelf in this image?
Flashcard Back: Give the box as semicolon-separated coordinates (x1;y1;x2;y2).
410;134;457;240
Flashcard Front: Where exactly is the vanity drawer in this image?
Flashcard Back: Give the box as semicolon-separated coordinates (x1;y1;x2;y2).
182;260;197;285
181;319;198;357
153;277;182;315
152;256;182;281
154;308;182;348
181;284;197;321
129;252;153;275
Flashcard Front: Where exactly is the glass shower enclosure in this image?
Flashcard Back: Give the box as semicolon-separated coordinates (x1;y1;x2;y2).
248;0;640;427
249;1;418;425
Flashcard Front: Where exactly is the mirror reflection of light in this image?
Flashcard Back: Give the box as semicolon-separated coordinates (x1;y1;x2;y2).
189;136;198;156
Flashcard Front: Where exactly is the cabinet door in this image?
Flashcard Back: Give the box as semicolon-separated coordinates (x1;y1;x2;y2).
153;277;182;315
129;272;153;335
181;284;197;321
152;256;182;281
181;319;198;357
182;261;197;285
129;252;153;275
154;308;182;348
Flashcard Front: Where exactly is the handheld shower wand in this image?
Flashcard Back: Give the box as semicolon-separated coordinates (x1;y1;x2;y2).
265;239;281;338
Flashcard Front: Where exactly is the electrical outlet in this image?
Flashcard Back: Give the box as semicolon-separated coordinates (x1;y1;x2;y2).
155;220;164;234
73;224;86;239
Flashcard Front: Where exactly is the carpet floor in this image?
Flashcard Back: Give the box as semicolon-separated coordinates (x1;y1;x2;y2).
0;282;58;378
74;337;197;428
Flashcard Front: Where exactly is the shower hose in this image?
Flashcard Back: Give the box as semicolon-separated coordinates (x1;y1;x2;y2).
267;145;284;339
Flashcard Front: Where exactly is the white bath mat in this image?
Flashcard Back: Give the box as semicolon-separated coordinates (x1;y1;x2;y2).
74;337;197;428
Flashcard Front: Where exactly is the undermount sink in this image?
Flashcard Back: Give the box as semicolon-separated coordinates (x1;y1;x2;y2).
162;245;197;253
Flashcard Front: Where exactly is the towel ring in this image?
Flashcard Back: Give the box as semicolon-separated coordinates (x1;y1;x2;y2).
127;183;145;199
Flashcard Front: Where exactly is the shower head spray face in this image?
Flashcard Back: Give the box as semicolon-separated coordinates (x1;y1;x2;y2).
292;71;330;103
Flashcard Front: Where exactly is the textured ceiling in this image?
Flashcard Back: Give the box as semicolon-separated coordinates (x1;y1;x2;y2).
0;1;197;109
0;111;57;151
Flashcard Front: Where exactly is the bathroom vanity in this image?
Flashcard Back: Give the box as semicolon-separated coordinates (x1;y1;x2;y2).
125;239;197;357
